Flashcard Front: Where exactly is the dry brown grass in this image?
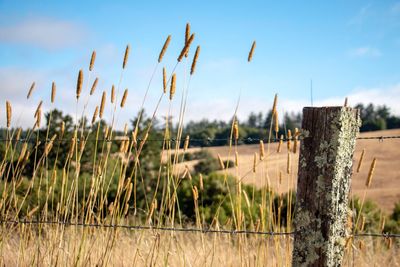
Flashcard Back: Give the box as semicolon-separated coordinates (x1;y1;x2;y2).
1;225;398;266
191;129;400;213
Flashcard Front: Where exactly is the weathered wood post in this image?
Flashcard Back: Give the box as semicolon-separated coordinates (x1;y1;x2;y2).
292;107;361;267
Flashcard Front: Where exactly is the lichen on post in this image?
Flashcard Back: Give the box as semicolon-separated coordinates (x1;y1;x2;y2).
292;107;361;267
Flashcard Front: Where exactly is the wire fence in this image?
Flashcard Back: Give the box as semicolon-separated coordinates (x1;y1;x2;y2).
1;219;399;238
0;135;399;144
0;133;399;240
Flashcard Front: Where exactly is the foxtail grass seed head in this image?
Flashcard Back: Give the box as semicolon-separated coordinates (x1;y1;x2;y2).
68;134;76;159
90;78;98;95
44;134;57;156
35;108;41;128
120;89;128;107
34;100;43;118
76;69;83;100
162;67;167;93
277;134;283;153
184;135;190;151
199;174;204;191
192;186;199;200
274;111;279;134
287;152;291;174
158;35;171;63
178;33;195;62
185;23;190;57
60;121;65;136
190;46;200;75
6;101;11;128
357;149;365;173
272;94;278;115
51;81;56;103
233;121;239;140
15;127;21;141
27;82;35;99
123;44;130;69
253;152;257;173
217;154;225;170
124;123;128;135
169;73;176;100
89;50;96;71
344;97;348;107
248;40;256;62
259;140;265;160
293;128;299;154
100;91;106;118
287;129;292;152
247;41;256;62
18;143;28;163
279;171;283;185
366;158;376;187
92;106;99;124
111;85;115;103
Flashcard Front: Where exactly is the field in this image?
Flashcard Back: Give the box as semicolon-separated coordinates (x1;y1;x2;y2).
0;24;399;266
195;128;400;213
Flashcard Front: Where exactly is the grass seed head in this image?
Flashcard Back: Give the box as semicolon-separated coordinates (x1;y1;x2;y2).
274;111;279;133
158;35;171;63
233;120;239;140
169;73;176;100
89;50;96;71
178;33;195;62
259;140;265;160
100;91;106;118
111;85;115;103
184;135;190;151
357;149;365;173
27;82;35;99
120;89;128;107
248;40;256;62
185;23;190;57
51;81;56;103
90;78;98;95
6;101;11;128
92;106;99;124
366;158;377;187
123;44;130;69
190;46;200;75
272;94;278;115
76;69;83;100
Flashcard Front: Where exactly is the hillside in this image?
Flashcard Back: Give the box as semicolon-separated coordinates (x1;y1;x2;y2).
186;129;400;213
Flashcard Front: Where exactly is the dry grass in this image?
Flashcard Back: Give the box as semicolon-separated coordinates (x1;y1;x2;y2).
1;24;398;266
1;225;399;266
194;129;400;213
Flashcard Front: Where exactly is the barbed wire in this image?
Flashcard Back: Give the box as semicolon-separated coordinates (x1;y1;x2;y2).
0;135;399;144
1;219;399;238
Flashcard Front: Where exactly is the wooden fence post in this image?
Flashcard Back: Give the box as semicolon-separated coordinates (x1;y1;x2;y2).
292;107;361;267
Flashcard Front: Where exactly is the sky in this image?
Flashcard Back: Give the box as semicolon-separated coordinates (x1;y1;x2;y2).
0;0;399;129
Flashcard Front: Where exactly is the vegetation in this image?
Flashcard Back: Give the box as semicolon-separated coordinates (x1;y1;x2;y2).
0;24;398;266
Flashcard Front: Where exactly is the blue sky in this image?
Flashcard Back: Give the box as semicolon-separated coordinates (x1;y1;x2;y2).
0;0;399;128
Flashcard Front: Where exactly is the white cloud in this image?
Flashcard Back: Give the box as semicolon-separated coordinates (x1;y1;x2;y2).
0;17;87;50
349;46;382;58
179;83;400;124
